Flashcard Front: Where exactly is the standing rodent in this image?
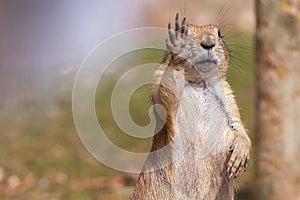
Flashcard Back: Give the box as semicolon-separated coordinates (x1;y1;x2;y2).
131;14;251;200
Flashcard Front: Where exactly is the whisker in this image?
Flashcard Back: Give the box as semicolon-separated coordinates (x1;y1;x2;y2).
214;3;227;25
229;59;254;77
217;16;232;28
229;62;254;78
222;28;254;79
228;47;251;51
227;43;252;50
215;3;232;28
218;23;234;31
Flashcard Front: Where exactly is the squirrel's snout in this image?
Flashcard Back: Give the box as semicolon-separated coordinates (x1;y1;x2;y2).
200;33;216;50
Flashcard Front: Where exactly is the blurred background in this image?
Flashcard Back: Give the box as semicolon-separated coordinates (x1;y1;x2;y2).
0;0;255;199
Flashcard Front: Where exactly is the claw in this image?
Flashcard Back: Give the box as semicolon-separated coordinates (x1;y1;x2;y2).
181;17;187;37
244;157;249;171
175;13;179;29
229;172;234;179
226;167;231;174
234;162;242;178
175;13;180;38
228;144;234;152
235;166;242;178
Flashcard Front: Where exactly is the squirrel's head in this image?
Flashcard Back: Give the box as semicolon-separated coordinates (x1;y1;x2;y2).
184;24;229;77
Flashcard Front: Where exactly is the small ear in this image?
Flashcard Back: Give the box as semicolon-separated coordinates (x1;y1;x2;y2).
218;29;222;38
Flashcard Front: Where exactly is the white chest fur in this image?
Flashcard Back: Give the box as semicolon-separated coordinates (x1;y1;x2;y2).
173;83;233;163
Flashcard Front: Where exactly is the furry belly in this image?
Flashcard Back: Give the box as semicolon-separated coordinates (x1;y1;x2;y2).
172;85;234;199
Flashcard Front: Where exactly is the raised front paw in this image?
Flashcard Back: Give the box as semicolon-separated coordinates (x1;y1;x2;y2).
226;136;251;179
165;13;191;60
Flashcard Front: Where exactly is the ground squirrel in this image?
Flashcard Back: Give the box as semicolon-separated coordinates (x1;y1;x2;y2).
131;14;251;200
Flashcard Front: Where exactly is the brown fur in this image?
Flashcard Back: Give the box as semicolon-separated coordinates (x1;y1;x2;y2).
131;16;251;200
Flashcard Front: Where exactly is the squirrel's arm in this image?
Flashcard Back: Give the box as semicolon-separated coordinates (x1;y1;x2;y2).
151;54;185;142
222;80;251;178
223;81;250;141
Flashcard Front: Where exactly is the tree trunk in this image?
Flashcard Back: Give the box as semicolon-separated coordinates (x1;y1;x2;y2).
255;0;300;199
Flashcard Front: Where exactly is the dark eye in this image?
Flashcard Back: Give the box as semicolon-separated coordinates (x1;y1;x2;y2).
218;30;222;38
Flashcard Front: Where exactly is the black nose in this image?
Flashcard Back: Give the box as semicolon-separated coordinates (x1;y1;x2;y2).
201;41;215;50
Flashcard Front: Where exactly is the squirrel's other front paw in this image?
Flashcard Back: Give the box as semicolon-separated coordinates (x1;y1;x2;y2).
226;136;251;179
165;13;191;60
